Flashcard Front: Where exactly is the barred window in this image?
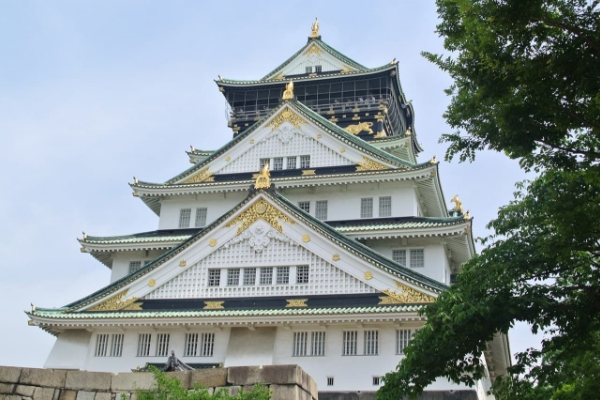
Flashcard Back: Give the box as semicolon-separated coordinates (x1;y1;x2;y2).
95;334;109;357
360;198;373;218
343;331;358;356
296;265;309;284
311;332;326;356
286;156;297;169
259;158;269;169
208;269;221;287
410;249;425;268
293;332;308;356
227;268;240;286
137;333;152;357
392;250;407;266
195;208;207;227
364;330;379;355
315;200;328;220
305;66;313;74
200;333;215;357
277;267;290;285
273;157;284;170
179;208;191;228
155;333;170;357
300;155;311;169
260;267;273;285
373;377;381;386
298;201;310;213
379;196;392;217
315;65;323;73
396;329;412;355
128;261;142;274
110;334;124;357
327;377;334;386
243;268;256;286
184;333;198;357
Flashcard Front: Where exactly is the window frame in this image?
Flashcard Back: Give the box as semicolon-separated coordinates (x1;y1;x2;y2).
360;198;374;218
379;196;392;217
315;200;328;220
179;208;192;228
195;207;207;228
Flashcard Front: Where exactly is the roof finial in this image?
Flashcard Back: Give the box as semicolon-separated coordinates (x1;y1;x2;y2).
255;162;271;189
451;195;465;214
282;80;294;100
310;18;320;38
133;176;138;185
82;231;88;240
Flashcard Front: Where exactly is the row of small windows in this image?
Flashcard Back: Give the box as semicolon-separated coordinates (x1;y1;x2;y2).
208;266;310;287
325;376;381;387
179;207;208;229
298;200;328;221
361;196;392;218
95;333;215;358
392;249;425;268
129;260;152;274
260;155;310;170
305;65;323;74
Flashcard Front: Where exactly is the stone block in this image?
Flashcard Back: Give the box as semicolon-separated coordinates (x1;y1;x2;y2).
75;392;95;400
94;393;111;400
15;385;35;397
20;369;67;389
111;373;155;392
164;372;189;389
0;385;14;395
358;393;377;400
260;365;302;386
65;372;112;391
33;387;55;400
190;369;227;389
301;370;318;399
225;386;241;396
270;384;301;400
0;368;21;384
0;395;22;400
58;390;77;400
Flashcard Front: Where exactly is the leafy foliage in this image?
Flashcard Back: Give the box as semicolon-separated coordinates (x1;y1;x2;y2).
131;367;271;400
377;1;600;399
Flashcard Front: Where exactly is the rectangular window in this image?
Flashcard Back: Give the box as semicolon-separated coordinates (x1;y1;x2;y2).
260;267;273;285
364;330;379;355
95;334;109;357
327;377;334;386
259;158;269;169
286;157;297;169
392;250;407;266
195;208;207;227
361;198;373;218
273;157;284;170
179;208;191;228
293;332;308;356
300;155;311;169
298;201;310;213
227;268;240;286
343;331;358;356
315;65;323;73
200;333;215;357
137;333;152;357
243;268;256;286
129;261;142;274
373;376;381;386
315;200;328;220
410;249;425;268
110;334;124;357
296;265;309;284
396;329;412;355
276;267;290;285
155;333;170;357
379;196;392;217
184;333;198;357
311;332;326;356
305;66;313;74
208;269;221;287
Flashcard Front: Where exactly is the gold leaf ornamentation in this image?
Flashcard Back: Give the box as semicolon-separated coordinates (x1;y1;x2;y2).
226;199;295;235
87;289;139;311
302;234;310;243
356;156;389;172
341;66;354;73
301;169;316;176
378;281;435;304
183;168;214;184
179;260;187;267
345;122;374;135
272;72;285;80
266;107;307;132
204;301;224;310
304;44;323;56
364;271;373;280
286;299;308;308
332;254;340;261
148;279;156;287
209;239;217;247
121;302;143;311
374;131;387;138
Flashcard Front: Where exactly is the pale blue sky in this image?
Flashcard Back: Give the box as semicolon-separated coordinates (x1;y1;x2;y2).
0;1;535;368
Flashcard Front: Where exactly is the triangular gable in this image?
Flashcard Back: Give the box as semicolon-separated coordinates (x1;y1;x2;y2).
71;190;444;313
262;39;367;81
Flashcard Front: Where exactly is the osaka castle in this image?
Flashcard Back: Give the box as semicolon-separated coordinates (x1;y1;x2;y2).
28;21;510;398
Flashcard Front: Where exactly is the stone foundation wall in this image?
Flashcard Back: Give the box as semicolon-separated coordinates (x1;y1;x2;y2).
0;365;317;400
319;390;478;400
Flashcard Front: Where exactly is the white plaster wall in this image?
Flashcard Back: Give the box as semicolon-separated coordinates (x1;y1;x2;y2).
44;330;92;370
111;250;167;283
158;193;246;230
223;327;276;367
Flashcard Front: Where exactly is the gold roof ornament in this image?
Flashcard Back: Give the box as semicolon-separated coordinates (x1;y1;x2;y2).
451;195;465;214
464;210;471;220
310;17;320;38
282;80;294;100
430;155;437;164
255;162;271;189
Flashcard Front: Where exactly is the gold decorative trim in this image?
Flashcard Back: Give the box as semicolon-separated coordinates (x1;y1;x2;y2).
226;199;296;235
332;254;340;261
179;260;187;267
121;302;143;311
286;299;308;308
302;234;310;243
404;141;410;147
87;289;139;311
340;147;345;153
250;139;255;144
132;192;139;197
302;169;316;176
304;44;323;56
204;301;224;310
329;117;339;123
374;131;387;138
183;167;214;184
255;162;271;189
272;72;285;80
148;279;156;287
209;239;217;247
341;66;354;73
316;133;322;139
309;18;319;38
356;156;389;172
282;80;295;100
378;281;435;304
226;156;231;162
364;271;373;280
352;114;361;121
344;122;373;135
375;114;385;122
266;106;307;131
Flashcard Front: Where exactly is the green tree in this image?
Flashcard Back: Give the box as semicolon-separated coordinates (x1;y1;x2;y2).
377;1;600;399
132;367;271;400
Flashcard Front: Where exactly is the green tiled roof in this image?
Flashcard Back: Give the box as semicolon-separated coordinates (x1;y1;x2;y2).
80;229;201;245
330;216;466;232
